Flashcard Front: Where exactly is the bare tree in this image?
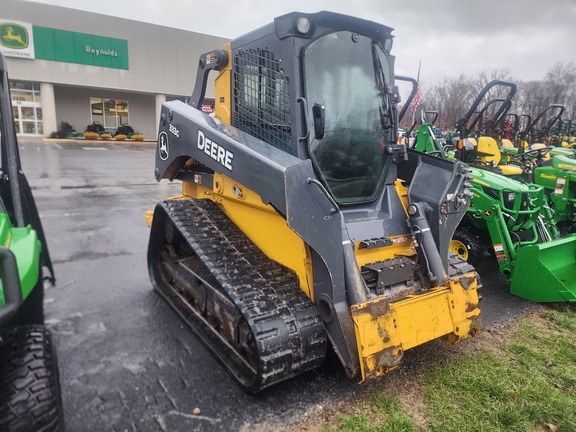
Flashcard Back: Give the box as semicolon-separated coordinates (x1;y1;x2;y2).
545;62;576;120
516;80;551;121
424;74;477;129
416;62;576;134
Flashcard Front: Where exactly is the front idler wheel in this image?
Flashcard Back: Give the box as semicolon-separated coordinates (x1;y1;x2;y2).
449;229;485;268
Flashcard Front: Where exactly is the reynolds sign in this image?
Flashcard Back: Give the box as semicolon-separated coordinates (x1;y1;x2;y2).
85;46;119;57
33;26;129;70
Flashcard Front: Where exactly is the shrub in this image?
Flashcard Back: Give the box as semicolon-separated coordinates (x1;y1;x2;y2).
100;133;112;140
86;122;105;134
83;132;100;140
60;121;75;137
115;124;134;137
114;134;127;141
50;120;75;138
131;134;144;141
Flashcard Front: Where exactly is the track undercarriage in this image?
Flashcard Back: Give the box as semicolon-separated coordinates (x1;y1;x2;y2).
148;199;327;392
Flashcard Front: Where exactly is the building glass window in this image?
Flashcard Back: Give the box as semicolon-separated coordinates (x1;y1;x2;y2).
10;81;42;135
90;98;129;131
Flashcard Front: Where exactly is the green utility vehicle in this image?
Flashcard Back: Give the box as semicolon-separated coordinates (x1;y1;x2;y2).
410;81;576;303
0;53;62;431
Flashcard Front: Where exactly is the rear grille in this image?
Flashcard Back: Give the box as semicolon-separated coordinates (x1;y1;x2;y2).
233;48;292;153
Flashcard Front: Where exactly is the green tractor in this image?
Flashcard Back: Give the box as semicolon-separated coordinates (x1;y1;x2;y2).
502;105;576;233
496;104;574;163
0;53;63;431
516;105;574;154
410;80;576;303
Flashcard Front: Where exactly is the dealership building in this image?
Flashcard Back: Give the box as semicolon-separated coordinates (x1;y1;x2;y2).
2;0;229;138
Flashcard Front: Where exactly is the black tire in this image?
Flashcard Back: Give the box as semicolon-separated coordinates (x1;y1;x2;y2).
0;326;64;432
449;228;485;269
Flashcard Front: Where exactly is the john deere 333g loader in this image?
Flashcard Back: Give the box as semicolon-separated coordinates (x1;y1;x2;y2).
147;12;481;392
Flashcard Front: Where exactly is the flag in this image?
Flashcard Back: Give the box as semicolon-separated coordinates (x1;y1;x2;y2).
412;83;420;113
412;60;422;114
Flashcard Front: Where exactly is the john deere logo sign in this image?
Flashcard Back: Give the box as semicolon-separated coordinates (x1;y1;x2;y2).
1;23;28;49
0;19;35;59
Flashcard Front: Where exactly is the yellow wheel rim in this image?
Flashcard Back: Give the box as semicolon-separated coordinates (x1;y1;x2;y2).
449;239;469;261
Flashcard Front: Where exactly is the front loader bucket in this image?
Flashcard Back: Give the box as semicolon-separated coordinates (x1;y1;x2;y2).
510;234;576;302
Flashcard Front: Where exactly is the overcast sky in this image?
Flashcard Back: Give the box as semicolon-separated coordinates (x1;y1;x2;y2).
29;0;576;87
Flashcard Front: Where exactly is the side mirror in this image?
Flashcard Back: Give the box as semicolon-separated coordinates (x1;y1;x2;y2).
391;85;401;104
313;103;325;140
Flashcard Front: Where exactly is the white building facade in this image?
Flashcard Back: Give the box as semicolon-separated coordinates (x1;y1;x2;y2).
2;0;228;138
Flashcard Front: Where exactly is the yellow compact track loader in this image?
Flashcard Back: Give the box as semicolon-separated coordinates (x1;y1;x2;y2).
147;11;481;392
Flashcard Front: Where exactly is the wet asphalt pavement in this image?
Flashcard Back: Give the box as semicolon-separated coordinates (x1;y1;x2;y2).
19;139;540;432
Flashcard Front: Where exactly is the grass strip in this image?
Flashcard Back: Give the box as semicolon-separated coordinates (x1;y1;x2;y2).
323;306;576;432
425;306;575;431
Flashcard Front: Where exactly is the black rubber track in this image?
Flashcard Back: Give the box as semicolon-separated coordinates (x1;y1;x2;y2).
0;325;64;432
148;199;327;393
447;252;483;293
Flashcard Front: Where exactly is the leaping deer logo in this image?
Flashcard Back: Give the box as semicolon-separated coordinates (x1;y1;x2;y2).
159;132;169;161
1;25;28;49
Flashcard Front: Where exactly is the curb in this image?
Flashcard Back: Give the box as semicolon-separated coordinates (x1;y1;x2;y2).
18;137;157;147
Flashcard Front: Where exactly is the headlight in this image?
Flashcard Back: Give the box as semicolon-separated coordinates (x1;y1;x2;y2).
296;17;311;35
384;36;393;52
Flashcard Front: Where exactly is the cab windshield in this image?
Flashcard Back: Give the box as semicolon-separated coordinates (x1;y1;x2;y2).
305;31;394;204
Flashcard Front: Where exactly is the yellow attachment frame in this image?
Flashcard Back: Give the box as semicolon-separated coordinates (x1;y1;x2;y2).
350;272;481;382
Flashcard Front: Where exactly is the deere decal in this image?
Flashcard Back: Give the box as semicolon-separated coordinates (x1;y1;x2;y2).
0;19;35;59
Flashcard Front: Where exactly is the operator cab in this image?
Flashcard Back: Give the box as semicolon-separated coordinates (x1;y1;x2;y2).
229;12;400;206
305;30;396;204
